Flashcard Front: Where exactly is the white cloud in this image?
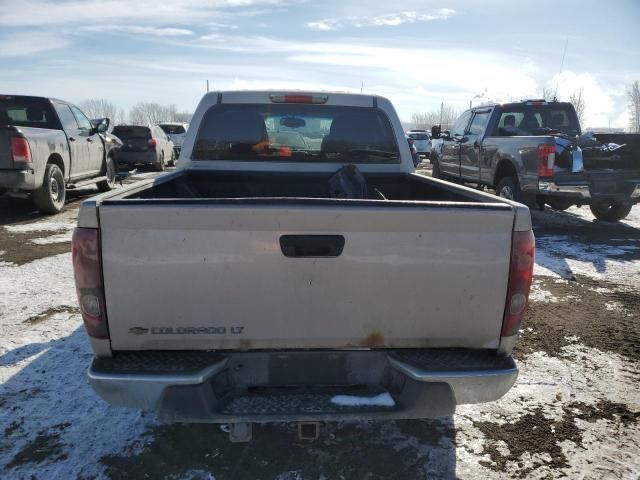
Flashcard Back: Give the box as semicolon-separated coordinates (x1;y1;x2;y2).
545;71;616;128
306;8;456;30
81;25;194;36
0;32;70;57
0;0;289;26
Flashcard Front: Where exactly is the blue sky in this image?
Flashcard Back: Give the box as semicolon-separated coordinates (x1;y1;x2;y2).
0;0;638;128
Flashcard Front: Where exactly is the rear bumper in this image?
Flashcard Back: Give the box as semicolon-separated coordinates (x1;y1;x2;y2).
0;168;37;191
538;179;640;204
117;150;157;167
87;349;518;423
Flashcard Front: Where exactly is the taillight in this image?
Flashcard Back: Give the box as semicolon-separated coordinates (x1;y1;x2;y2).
269;94;328;104
148;138;157;147
537;144;555;177
72;228;109;339
11;136;31;163
501;230;535;337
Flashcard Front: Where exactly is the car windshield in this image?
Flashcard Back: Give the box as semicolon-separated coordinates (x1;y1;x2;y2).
159;124;186;134
112;126;151;140
192;104;400;163
494;105;580;136
0;97;59;129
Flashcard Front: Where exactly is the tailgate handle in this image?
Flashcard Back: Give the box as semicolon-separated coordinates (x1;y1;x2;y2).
280;235;345;258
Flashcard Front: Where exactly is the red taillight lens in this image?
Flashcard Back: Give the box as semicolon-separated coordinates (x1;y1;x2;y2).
72;228;109;339
537;144;555;177
501;230;535;336
148;138;157;147
11;137;31;163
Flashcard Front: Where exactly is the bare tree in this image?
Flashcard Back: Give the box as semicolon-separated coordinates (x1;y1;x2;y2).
569;88;587;126
539;86;556;102
628;80;640;133
128;103;181;125
410;105;459;131
79;99;119;123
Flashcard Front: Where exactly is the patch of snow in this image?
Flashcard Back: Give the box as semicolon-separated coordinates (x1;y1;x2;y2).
604;301;624;312
330;392;395;407
30;232;73;245
534;234;640;287
456;344;640;478
0;252;154;479
529;283;559;303
4;221;75;234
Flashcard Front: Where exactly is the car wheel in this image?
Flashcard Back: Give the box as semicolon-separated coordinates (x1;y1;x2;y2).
589;202;633;222
495;176;521;202
155;152;165;172
169;150;176;167
33;163;66;214
547;199;574;211
97;156;118;192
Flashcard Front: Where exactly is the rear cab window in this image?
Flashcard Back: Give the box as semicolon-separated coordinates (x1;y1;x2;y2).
192;104;400;164
493;104;580;136
0;96;60;129
159;125;186;135
112;126;151;140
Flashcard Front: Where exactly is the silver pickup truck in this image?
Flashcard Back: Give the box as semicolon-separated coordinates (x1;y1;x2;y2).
73;91;534;439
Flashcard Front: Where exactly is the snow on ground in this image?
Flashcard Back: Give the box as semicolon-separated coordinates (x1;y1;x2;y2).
0;252;154;479
534;234;640;285
456;344;640;479
30;232;74;245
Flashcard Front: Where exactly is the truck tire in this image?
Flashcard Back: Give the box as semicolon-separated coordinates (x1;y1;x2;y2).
33;163;66;214
589;202;633;222
155;152;165;172
97;156;117;192
495;176;521;202
547;199;574;211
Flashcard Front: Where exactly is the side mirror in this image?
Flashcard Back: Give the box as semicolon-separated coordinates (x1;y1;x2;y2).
91;117;110;134
440;130;451;140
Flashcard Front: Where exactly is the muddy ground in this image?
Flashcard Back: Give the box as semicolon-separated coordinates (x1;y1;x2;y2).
0;165;639;479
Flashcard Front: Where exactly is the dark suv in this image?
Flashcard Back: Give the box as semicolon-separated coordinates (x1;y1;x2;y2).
113;125;175;171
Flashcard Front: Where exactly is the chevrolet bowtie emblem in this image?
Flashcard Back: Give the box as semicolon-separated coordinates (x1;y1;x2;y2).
129;327;149;335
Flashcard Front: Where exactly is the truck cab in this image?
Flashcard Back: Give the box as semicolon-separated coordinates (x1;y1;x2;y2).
431;100;640;222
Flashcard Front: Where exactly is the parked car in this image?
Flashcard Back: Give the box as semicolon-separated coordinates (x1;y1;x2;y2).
75;91;534;440
158;122;188;160
407;129;432;156
430;100;640;221
112;125;175;171
0;95;119;213
406;134;421;167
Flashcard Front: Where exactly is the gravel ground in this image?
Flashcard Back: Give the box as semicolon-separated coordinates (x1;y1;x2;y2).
0;166;639;479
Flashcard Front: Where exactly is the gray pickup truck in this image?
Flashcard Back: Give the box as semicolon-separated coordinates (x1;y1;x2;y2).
431;100;640;222
73;91;534;441
0;95;119;213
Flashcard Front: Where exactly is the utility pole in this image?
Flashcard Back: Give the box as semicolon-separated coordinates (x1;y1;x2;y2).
439;102;443;126
206;80;209;93
360;81;364;94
